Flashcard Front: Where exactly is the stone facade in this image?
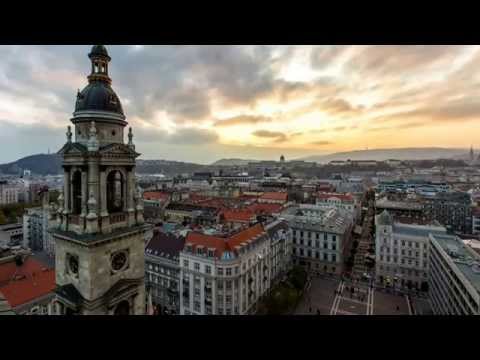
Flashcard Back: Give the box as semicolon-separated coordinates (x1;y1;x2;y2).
51;45;151;315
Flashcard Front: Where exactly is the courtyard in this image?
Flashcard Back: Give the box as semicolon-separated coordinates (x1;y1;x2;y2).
295;276;415;315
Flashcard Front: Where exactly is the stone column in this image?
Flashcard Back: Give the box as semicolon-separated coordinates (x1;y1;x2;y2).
63;168;70;214
99;170;108;217
127;168;135;226
88;159;99;231
80;170;87;225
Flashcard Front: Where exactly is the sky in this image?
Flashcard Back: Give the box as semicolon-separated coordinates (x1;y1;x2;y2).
0;45;479;164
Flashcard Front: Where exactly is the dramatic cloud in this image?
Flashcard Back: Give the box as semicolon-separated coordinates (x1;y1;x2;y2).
1;45;480;163
252;130;288;143
214;115;272;127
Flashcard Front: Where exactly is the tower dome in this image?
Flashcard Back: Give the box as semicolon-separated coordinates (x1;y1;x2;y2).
71;45;127;146
73;45;125;123
89;45;110;60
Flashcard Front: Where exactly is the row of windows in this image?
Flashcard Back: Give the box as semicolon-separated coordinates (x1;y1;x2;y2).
294;230;337;242
379;255;426;268
379;247;426;258
147;263;177;276
378;265;427;278
293;238;337;250
380;237;427;249
295;248;337;262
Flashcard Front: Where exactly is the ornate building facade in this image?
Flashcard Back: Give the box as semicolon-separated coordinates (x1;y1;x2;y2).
51;45;150;315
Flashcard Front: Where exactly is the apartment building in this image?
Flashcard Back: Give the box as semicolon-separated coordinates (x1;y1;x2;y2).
429;233;480;315
179;222;287;315
0;181;19;205
375;210;447;291
281;205;353;275
315;192;360;221
145;231;185;314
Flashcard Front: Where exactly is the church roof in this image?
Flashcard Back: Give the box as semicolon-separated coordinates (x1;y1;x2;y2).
75;81;124;116
89;45;110;59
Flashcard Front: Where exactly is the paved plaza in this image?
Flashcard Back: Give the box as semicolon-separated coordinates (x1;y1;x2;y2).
295;276;412;315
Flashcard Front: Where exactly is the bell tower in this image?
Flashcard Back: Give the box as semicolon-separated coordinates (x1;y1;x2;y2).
52;45;150;315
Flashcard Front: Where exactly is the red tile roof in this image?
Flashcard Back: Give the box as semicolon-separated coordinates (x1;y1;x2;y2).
259;192;288;201
247;202;283;215
316;192;354;202
0;257;55;308
143;191;170;201
221;209;256;222
185;223;265;258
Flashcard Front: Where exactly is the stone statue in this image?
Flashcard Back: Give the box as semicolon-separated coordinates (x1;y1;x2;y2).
66;126;72;143
87;121;99;151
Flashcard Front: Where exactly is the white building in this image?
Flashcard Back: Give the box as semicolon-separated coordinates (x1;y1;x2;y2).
179;221;292;315
315;192;360;221
0;181;19;205
22;191;57;256
281;205;353;275
429;233;480;315
375;210;447;291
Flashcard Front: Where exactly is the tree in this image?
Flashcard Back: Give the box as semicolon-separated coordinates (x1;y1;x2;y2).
289;266;307;291
0;210;7;225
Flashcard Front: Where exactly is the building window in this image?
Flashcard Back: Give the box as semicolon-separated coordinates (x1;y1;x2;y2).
194;301;200;312
235;266;239;274
205;265;211;274
332;235;336;242
217;267;223;275
226;268;232;276
183;260;189;268
332;254;336;263
194;263;200;271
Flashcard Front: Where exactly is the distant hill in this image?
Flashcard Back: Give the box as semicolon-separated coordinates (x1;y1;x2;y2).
0;154;62;176
211;158;257;166
0;154;209;177
300;147;469;164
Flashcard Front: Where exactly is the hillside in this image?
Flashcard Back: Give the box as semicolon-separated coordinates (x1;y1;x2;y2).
300;147;468;163
0;154;62;175
0;154;209;176
211;158;257;166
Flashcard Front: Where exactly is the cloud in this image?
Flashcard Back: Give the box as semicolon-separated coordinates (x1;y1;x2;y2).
252;130;288;143
310;140;333;146
134;126;219;145
310;46;353;69
345;45;466;79
214;115;272;127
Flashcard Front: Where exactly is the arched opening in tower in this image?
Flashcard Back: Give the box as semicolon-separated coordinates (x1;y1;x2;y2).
114;300;130;315
107;170;124;213
71;170;82;215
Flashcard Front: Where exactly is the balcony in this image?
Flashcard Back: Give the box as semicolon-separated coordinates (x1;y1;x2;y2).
68;214;81;226
110;212;126;224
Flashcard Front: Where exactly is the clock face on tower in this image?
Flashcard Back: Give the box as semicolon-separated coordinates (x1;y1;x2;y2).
68;254;79;276
111;250;129;272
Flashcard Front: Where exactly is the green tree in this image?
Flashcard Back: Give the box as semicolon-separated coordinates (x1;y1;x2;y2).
0;210;7;225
